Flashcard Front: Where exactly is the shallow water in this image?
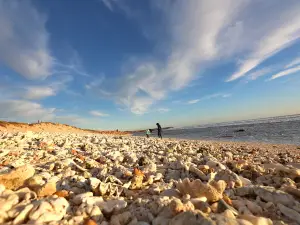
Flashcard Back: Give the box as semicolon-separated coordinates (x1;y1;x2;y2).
134;115;300;145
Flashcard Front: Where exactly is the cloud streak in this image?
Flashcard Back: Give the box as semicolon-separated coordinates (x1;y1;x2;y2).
247;67;275;81
157;108;170;113
89;110;110;117
187;93;231;104
269;65;300;80
285;57;300;69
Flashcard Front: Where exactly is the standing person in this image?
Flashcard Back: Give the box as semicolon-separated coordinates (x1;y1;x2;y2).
146;129;151;138
156;123;162;139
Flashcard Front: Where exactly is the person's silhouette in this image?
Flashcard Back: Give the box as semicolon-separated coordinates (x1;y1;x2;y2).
156;123;162;139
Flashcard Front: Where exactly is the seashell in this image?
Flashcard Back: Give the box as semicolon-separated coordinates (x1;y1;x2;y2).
206;160;226;171
76;204;104;222
215;169;243;187
98;182;123;197
238;215;273;225
28;197;69;223
175;178;226;202
129;174;144;190
169;199;195;216
10;202;34;225
189;165;208;181
190;198;210;213
263;163;300;179
104;175;123;185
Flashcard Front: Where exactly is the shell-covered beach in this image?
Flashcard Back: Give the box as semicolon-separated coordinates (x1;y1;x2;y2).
0;131;300;225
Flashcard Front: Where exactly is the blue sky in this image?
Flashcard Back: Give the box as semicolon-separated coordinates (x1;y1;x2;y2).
1;0;300;130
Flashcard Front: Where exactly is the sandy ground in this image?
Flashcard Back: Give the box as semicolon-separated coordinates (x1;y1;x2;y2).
0;121;131;135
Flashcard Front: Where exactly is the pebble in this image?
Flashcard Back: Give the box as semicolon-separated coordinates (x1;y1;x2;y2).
0;131;299;224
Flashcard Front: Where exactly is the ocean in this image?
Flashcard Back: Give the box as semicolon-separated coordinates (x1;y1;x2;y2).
133;114;300;145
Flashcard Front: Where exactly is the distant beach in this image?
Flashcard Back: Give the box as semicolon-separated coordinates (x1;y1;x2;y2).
134;114;300;145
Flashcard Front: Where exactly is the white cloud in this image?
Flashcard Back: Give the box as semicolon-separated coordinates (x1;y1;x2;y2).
247;67;275;80
89;110;110;117
269;65;300;80
95;0;245;114
127;96;154;115
222;94;232;98
227;3;300;81
285;57;300;69
0;0;53;79
24;86;56;100
157;108;170;113
0;100;55;121
188;99;200;105
94;0;300;114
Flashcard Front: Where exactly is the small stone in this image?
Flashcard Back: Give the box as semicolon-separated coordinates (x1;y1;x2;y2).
0;164;35;190
218;199;239;216
36;182;57;197
278;203;300;224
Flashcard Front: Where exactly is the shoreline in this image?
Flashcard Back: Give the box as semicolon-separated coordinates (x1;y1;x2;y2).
134;135;300;149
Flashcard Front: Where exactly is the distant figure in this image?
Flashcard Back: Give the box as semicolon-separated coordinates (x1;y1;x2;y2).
146;129;151;138
156;123;162;139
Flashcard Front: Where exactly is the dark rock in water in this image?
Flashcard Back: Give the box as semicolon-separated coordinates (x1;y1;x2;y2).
234;129;245;132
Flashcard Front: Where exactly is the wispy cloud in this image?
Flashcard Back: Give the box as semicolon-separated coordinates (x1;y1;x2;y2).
0;0;53;79
187;93;231;104
94;0;300;114
85;75;105;89
94;0;245;114
188;99;200;105
227;3;300;81
285;57;300;69
89;110;110;117
157;108;170;113
269;65;300;80
247;67;275;81
101;0;115;11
